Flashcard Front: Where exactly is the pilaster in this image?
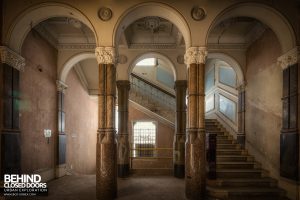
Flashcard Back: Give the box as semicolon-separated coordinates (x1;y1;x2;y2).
237;82;246;147
56;80;68;177
173;80;187;178
0;46;24;178
116;80;130;178
278;47;300;181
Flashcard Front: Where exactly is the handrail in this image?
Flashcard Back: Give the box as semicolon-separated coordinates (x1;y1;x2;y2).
131;73;175;98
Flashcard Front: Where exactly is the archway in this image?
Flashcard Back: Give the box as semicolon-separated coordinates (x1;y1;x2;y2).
206;2;296;53
113;2;191;50
59;52;96;83
5;2;98;53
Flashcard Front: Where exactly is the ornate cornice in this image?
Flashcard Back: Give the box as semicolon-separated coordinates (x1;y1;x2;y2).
0;46;25;71
277;47;300;70
56;80;68;93
95;47;116;64
184;47;208;65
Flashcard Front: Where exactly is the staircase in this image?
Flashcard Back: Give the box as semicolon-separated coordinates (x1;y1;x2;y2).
205;119;288;200
129;73;175;123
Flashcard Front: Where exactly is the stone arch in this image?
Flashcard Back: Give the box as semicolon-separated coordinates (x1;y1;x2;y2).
5;2;98;53
206;2;296;53
113;2;191;50
207;52;244;87
128;52;177;81
59;52;96;83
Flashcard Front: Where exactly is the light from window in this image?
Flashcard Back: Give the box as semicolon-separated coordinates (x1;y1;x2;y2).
132;121;156;157
136;58;156;66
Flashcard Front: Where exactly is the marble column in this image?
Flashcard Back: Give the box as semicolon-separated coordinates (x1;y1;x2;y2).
173;80;187;178
237;83;246;147
184;47;207;200
56;80;68;177
277;47;300;180
117;80;130;177
0;46;25;177
95;47;117;200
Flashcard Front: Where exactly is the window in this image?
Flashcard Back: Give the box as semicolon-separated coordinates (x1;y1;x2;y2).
136;58;156;66
132;121;156;157
205;67;215;93
219;95;236;122
219;66;237;88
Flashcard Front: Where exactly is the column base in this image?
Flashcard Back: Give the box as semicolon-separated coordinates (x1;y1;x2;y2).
174;164;185;178
56;164;66;178
237;134;245;147
185;129;206;200
118;164;130;178
96;130;117;200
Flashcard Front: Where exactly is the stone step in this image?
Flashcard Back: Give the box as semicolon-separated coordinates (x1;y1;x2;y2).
216;169;262;178
216;135;230;140
217;149;244;155
207;186;286;200
217;162;255;169
217;144;240;149
208;178;277;187
217;155;252;162
130;168;173;176
217;139;235;144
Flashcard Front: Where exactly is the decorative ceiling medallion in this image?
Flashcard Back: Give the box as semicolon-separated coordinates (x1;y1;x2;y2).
98;7;112;21
191;6;206;21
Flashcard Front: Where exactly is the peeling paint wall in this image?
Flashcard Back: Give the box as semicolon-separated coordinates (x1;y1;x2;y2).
244;29;300;197
64;69;98;174
20;30;58;178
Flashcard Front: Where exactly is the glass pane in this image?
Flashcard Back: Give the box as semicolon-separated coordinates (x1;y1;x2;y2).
205;94;215;112
219;95;236;122
205;68;215;93
136;58;156;66
219;66;236;88
156;66;174;88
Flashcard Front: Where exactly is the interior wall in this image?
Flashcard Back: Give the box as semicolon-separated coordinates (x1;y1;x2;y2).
64;69;98;174
245;28;296;196
128;104;174;168
20;30;58;179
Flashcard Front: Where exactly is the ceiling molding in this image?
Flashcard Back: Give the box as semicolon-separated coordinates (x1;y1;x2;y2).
129;43;177;49
57;44;96;50
207;43;247;51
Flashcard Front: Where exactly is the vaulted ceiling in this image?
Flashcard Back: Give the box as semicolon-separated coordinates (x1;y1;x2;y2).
33;16;267;96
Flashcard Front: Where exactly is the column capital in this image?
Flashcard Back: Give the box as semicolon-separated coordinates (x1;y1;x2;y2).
95;46;116;64
56;80;68;93
277;46;300;70
184;47;208;65
116;80;130;90
0;46;25;71
237;81;247;92
174;80;187;89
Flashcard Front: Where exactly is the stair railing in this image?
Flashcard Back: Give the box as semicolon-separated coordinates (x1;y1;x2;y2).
130;73;176;110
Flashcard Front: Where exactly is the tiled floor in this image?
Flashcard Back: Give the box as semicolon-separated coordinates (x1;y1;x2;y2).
24;175;186;200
